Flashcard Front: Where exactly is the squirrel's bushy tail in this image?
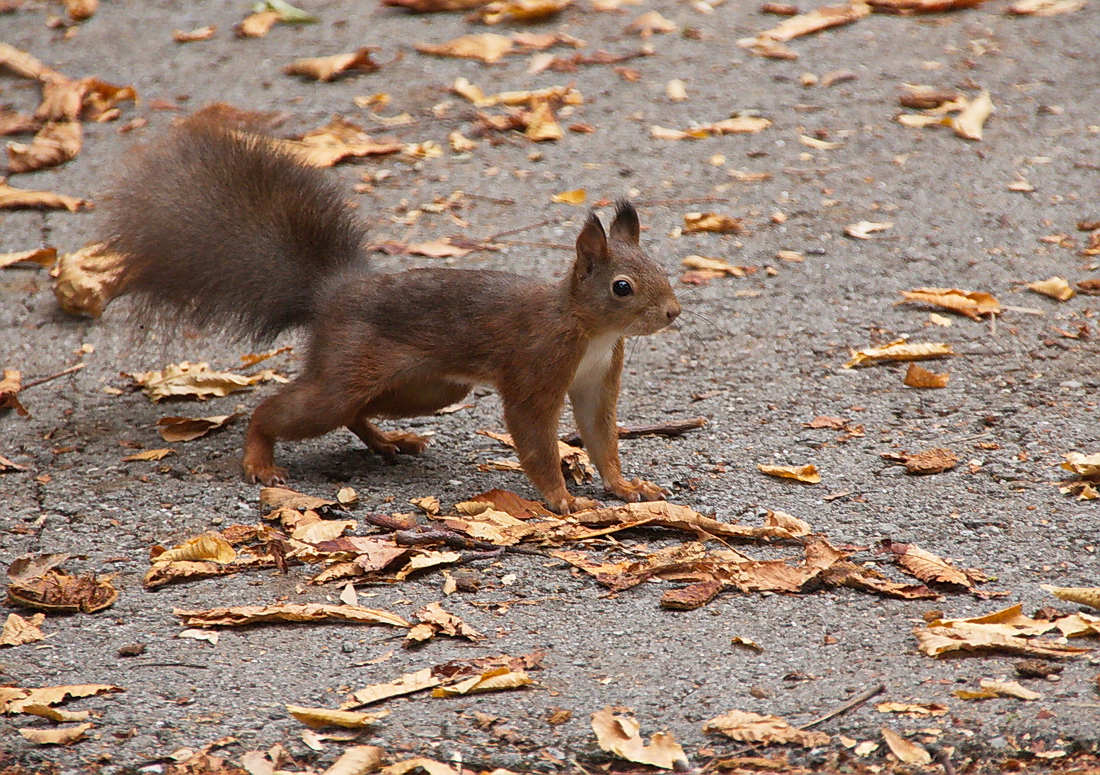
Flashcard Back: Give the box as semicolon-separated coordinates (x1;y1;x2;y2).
100;116;366;341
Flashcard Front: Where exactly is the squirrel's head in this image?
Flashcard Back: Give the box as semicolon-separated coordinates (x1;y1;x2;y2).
569;201;681;337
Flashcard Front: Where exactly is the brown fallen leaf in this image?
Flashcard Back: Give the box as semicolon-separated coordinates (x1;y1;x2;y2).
0;369;28;416
1027;276;1074;301
174;603;412;629
757;463;821;484
18;703;91;723
51;243;126;317
7;554;118;614
81;78;138;121
383;0;492;10
0;180;88;212
235;9;281;36
125;361;256;402
844;220;892;239
740;0;871;54
64;0;97;20
978;678;1041;700
903;363;948;388
592;706;688;769
173;25;217;42
476;0;572;24
343;667;442;708
408;601;482;644
18;723;93;746
704;709;830;747
156;413;242;442
151;533;237;565
881;539;971;588
881;727;931;765
1006;0;1082;14
869;0;985;11
1;684;123;715
684;212;744;233
625;10;677;36
281;117;403;167
552;188;586;205
951;89;993;140
0;43;59;81
121;448;175;462
652;116;771;140
286;705;389;729
876;701;949;716
899;85;962;109
883;448;958;475
1061;452;1100;480
899;287;1000;320
0;247;58;270
284;48;381;81
1040;584;1100;611
431;667;532;697
416;33;514;63
681;255;746;277
1;612;46;646
525;97;563;141
845;338;955;367
7;121;82;174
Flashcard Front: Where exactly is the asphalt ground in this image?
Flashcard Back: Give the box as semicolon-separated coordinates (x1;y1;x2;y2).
1;0;1099;772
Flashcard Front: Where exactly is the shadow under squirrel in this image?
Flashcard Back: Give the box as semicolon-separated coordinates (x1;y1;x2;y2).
100;115;682;514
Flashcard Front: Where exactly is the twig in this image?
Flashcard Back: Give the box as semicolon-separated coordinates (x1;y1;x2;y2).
128;662;209;669
22;363;86;390
485;218;556;242
633;196;730;207
561;417;707;447
466;193;516;206
798;682;886;730
493;239;574;250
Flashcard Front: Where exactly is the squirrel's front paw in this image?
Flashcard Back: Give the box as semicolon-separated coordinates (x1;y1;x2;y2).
608;477;666;503
246;464;288;486
551;494;601;514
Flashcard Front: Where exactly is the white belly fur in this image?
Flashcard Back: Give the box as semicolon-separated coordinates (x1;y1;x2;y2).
572;333;619;391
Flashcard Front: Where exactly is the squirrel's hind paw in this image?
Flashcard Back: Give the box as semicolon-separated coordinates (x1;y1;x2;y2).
246;464;288;486
607;477;666;503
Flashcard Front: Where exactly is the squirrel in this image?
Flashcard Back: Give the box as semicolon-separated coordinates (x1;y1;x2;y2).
98;114;682;514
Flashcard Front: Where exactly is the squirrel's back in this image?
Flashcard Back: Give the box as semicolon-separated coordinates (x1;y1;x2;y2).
100;116;367;341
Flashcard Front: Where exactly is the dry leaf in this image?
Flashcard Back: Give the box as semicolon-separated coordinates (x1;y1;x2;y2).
156;413;241;442
152;534;237;565
125;361;256;402
844;220;893;239
284;48;381;81
799;133;840;150
449;131;477;151
1040;584;1100;611
173;25;217;42
552;188;586;205
903;363;949;389
383;0;493;10
410;601;482;642
282;118;403;167
740;0;871;54
592;706;688;769
122;448;174;462
343;668;442;708
684;212;744;233
1007;0;1082;14
235;9;280;37
0;248;58;270
951;89;993;140
18;723;93;746
525;97;563;141
19;703;91;723
286;705;389;729
704;709;830;747
174;604;411;629
978;678;1041;700
1;612;46;646
681;255;745;277
1027;276;1074;301
881;727;931;765
884;448;958;475
324;747;386;775
51;243;126;318
651;116;771;140
0;369;28;416
1061;452;1100;480
845;338;955;367
876;702;949;716
477;0;572;24
882;540;971;587
7;121;81;174
899;287;1001;320
431;667;533;697
757;463;821;484
625;10;677;37
381;759;459;775
666;79;687;101
7;554;118;613
416;34;514;63
0;180;88;212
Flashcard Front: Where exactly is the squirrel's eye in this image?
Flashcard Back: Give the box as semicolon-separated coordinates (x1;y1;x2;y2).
612;279;633;297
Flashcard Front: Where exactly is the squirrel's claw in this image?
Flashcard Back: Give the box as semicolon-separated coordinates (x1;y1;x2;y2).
607;477;666;503
246;465;288;486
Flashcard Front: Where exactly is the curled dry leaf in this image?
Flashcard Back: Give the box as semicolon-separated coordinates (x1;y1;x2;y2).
1;684;123;715
410;601;482;642
235;9;281;37
286;705;389;729
684;212;744;233
739;0;871;58
384;0;492;9
174;604;412;629
476;0;572;24
883;447;958;474
281;117;403;167
951;89;993;140
881;727;931;765
876;702;949;716
704;709;830;747
7;121;82;174
914;605;1091;660
903;363;948;389
125;361;256;402
121;448;175;462
7;554;118;614
0;248;58;270
382;759;459;775
173;25;217;42
682;255;746;277
0;180;88;212
524;97;563;141
343;667;441;708
449;131;477;151
324;747;386;775
51;243;126;318
1040;584;1100;611
1;612;46;646
416;33;514;63
18;723;93;746
651;116;771;140
845;338;955;368
284;48;381;82
1061;452;1100;479
551;188;586;205
151;533;237;565
844;220;892;239
800;134;840;150
625;10;677;36
899;287;1001;320
869;0;985;11
978;678;1041;700
592;706;688;769
0;369;28;416
18;703;91;723
431;667;533;697
1027;276;1074;301
882;540;971;587
757;463;821;484
899;85;962;109
157;413;241;442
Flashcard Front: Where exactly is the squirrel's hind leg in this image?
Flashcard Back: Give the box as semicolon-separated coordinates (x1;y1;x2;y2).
347;413;431;462
243;379;357;484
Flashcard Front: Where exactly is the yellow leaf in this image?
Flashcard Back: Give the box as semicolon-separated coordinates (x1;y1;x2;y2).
416;33;513;63
757;463;821;484
845;338;955;368
592;706;689;769
1027;276;1074;301
431;668;532;697
881;727;931;765
552;188;586;205
286;704;389;729
951;89;993;141
704;709;829;747
152;533;237;565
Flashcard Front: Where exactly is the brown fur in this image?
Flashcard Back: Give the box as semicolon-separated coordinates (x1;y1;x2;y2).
98;116;682;513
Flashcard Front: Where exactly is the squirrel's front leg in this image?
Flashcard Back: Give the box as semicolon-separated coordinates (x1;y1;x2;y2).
501;391;598;514
569;338;666;504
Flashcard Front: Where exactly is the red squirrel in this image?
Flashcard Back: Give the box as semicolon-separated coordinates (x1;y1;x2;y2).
99;115;681;514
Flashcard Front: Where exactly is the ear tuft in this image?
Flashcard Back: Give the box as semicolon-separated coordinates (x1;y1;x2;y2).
609;199;640;245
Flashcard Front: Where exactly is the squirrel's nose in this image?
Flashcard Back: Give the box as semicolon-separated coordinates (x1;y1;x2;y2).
666;300;681;323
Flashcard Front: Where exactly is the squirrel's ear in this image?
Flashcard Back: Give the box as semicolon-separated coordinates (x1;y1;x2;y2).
608;200;640;245
574;211;609;278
